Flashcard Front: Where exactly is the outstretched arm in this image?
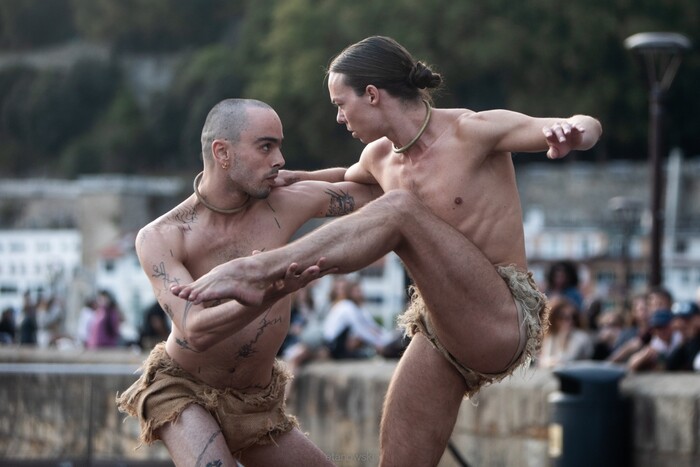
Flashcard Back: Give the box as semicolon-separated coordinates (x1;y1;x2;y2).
465;110;602;159
272;167;348;186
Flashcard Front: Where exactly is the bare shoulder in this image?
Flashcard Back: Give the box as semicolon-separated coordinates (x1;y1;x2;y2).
136;200;195;259
348;138;393;182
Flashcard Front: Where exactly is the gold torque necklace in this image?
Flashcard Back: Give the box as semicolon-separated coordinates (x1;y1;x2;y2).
392;99;432;154
193;171;250;214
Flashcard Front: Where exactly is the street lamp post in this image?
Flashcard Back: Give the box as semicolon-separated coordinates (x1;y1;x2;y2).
608;196;642;304
624;32;691;287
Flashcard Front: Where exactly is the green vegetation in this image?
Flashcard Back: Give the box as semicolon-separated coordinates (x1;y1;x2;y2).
0;0;697;177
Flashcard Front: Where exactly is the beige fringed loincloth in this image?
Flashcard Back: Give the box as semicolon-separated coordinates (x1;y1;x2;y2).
115;343;298;457
398;265;549;399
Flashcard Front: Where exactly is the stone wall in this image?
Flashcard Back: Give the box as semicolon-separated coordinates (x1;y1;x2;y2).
1;348;700;466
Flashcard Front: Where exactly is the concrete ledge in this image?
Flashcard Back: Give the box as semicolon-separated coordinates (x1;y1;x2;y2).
1;348;700;466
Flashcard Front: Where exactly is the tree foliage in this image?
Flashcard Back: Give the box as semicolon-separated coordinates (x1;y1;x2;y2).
71;0;243;52
0;0;75;49
0;0;697;177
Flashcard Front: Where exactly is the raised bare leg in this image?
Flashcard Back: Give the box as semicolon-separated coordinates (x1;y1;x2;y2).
173;190;521;372
158;403;236;466
380;333;466;466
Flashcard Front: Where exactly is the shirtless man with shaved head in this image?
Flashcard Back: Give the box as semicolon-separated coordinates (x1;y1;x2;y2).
117;98;380;466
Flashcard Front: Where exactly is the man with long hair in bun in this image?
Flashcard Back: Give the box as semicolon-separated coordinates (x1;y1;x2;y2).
173;36;603;465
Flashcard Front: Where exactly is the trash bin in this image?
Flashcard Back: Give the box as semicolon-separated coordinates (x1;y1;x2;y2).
548;362;630;467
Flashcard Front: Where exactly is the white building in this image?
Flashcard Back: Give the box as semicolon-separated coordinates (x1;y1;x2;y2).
0;229;82;313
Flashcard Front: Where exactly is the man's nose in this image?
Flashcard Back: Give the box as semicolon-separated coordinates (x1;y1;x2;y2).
272;151;285;168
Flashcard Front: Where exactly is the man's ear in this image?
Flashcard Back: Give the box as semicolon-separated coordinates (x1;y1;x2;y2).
211;139;230;170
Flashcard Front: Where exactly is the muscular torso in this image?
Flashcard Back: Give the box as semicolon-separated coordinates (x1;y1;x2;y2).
367;109;527;269
152;192;310;391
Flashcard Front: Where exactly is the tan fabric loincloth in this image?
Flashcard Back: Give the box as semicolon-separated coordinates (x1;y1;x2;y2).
115;343;299;457
397;265;549;399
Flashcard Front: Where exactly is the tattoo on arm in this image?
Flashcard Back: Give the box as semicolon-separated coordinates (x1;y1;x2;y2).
325;189;355;216
194;430;223;467
163;304;174;320
152;262;181;290
266;201;282;229
173;301;198;352
182;300;193;331
175;337;200;352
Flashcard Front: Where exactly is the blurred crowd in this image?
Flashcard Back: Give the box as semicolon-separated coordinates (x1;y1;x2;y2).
0;289;170;352
534;259;700;374
2;260;699;378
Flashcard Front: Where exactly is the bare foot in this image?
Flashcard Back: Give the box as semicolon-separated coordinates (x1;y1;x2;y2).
171;257;268;306
170;256;336;306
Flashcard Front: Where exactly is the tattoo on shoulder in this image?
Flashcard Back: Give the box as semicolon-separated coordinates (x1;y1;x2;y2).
325;188;355;216
169;205;198;232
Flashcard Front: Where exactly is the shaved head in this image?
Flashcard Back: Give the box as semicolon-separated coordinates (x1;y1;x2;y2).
200;98;273;161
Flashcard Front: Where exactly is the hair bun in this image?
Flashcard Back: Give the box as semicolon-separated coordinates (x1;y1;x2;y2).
408;62;442;89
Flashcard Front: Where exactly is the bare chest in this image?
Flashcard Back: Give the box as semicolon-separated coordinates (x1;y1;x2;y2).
379;151;476;222
183;212;294;281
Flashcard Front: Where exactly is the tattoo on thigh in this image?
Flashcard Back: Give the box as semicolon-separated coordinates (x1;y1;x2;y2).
325;189;355;216
194;430;223;467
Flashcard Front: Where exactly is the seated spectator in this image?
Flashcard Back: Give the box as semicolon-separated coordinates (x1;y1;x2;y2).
545;260;585;312
591;309;625;360
322;279;402;360
610;293;649;358
628;309;683;372
608;287;674;364
86;289;123;349
537;296;593;368
36;295;65;348
138;302;171;351
19;292;38;346
666;302;700;371
278;285;318;357
76;298;97;348
0;307;16;345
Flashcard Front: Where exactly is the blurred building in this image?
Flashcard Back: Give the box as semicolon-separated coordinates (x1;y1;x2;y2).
520;150;700;303
0;175;185;338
